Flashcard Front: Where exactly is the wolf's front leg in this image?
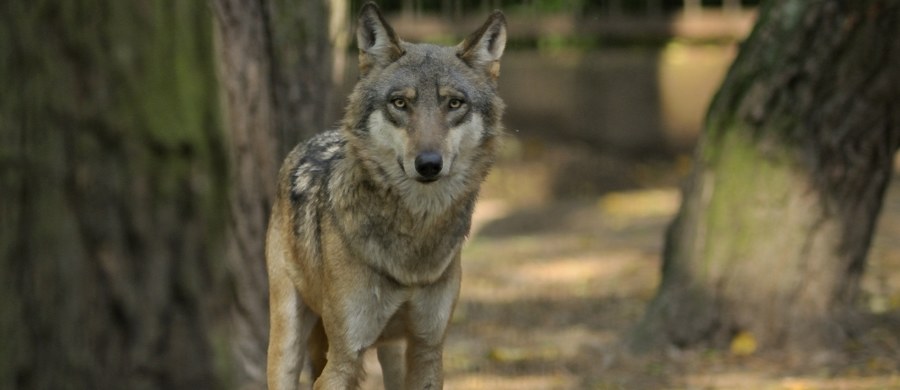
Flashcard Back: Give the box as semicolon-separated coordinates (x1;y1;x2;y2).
377;342;406;390
315;272;403;389
406;338;446;389
406;254;462;389
267;271;319;390
313;307;380;389
313;346;366;390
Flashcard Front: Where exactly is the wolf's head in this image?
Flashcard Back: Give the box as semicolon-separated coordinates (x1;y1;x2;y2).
343;2;506;212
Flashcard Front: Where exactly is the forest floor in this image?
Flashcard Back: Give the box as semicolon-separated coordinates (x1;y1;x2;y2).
356;138;900;389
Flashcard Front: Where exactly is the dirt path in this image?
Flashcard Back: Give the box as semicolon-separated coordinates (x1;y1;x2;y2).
434;178;900;389
447;173;900;389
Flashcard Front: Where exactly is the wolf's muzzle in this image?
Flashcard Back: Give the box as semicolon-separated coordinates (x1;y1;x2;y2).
414;151;443;182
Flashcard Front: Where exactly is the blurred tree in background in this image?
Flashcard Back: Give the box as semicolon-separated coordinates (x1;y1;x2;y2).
636;0;900;353
1;1;228;388
212;0;344;388
0;0;342;388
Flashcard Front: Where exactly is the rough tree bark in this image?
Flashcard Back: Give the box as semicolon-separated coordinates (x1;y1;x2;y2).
635;0;900;352
211;0;345;388
1;1;230;388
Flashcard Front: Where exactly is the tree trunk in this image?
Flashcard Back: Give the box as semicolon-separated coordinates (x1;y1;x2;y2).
211;0;345;388
635;0;900;352
1;1;230;388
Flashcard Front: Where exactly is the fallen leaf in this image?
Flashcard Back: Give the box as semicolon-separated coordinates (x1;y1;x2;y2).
730;331;757;356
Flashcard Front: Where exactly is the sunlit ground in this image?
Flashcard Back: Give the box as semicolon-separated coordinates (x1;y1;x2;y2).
449;148;900;389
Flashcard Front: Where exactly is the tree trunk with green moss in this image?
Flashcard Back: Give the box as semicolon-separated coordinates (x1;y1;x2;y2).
635;0;900;352
0;1;230;388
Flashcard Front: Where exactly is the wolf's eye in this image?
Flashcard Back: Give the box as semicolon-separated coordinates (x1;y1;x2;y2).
448;98;464;110
391;98;407;110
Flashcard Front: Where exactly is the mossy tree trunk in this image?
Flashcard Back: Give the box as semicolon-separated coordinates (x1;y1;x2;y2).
635;0;900;352
211;0;346;388
1;1;230;388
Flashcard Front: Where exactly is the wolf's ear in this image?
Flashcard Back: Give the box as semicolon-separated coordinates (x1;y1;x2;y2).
457;11;507;81
357;2;404;76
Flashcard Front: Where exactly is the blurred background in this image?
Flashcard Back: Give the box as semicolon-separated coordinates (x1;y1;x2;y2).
340;0;755;203
2;1;898;389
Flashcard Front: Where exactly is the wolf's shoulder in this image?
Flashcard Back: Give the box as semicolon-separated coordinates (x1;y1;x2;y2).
292;130;346;165
284;130;347;202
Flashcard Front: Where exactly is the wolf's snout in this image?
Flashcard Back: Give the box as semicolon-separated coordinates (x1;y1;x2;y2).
414;151;443;181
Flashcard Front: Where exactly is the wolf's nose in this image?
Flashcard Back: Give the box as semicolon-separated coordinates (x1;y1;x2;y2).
414;152;443;180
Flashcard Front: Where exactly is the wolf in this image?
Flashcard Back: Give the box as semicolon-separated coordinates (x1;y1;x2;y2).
265;3;507;389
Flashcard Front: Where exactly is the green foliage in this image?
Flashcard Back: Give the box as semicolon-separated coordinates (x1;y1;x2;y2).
536;34;600;52
507;0;585;14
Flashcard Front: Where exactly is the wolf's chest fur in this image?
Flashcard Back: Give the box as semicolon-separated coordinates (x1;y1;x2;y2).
287;130;475;286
